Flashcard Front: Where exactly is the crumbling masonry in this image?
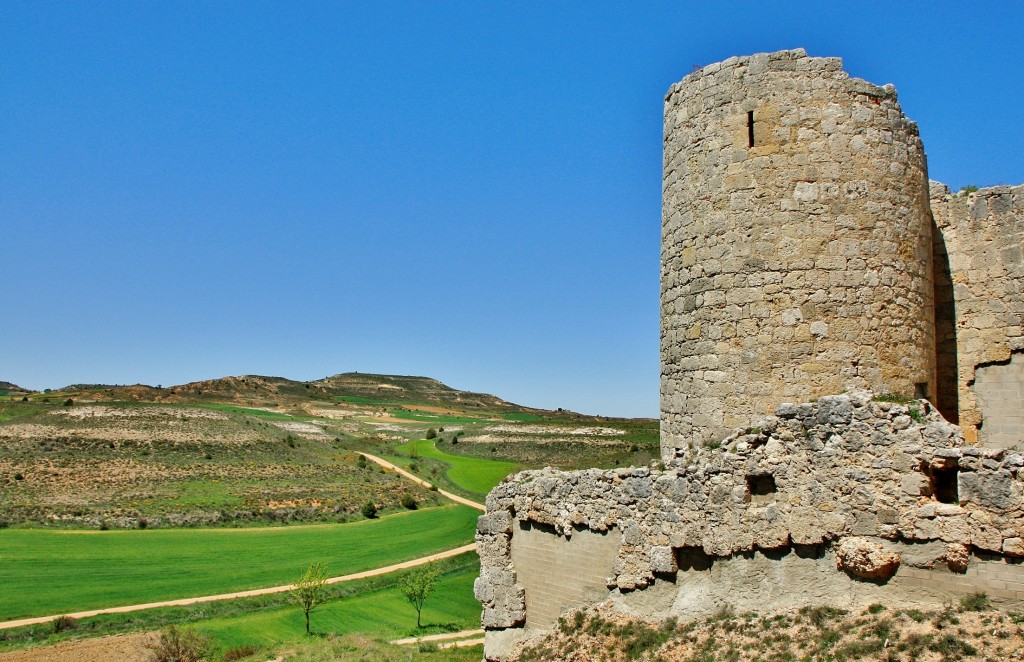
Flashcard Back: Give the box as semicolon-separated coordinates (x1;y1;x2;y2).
474;49;1024;660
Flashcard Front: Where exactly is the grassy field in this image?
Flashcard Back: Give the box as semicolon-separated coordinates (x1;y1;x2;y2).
197;559;482;654
394;439;517;495
0;504;479;621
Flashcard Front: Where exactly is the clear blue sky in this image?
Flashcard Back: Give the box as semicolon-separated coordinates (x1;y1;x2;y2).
3;1;1021;417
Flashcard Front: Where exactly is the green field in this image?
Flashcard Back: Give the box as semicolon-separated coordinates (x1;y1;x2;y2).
197;558;482;652
390;409;492;424
395;439;517;495
0;505;479;621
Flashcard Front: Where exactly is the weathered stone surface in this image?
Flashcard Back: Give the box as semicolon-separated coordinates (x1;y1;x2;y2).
945;543;971;572
476;394;1024;630
931;182;1024;447
835;537;901;580
661;48;935;452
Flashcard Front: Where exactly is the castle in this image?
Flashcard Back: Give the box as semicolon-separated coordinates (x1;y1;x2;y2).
475;50;1024;660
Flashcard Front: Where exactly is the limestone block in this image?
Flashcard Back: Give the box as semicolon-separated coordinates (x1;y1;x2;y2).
835;536;901;580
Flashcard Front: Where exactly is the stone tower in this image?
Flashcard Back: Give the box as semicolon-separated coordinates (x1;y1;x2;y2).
661;49;936;456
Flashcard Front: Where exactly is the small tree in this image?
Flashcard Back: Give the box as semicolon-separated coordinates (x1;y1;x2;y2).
425;428;437;439
361;500;377;518
399;562;440;628
290;562;329;635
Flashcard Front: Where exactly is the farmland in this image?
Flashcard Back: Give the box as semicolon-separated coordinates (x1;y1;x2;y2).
0;504;479;621
0;372;657;660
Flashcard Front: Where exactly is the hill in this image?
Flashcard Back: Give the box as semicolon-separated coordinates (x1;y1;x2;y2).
0;382;30;396
0;372;658;528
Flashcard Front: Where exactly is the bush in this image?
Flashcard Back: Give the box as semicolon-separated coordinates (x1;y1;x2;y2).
137;517;148;530
222;643;259;659
960;592;990;612
356;454;367;469
400;494;417;510
51;615;77;633
63;398;74;407
361;501;377;518
147;626;212;662
425;428;437;439
13;472;23;481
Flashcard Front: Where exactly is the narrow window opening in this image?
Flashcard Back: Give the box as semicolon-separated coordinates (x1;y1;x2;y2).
914;382;929;400
931;467;959;504
747;111;755;147
746;474;776;503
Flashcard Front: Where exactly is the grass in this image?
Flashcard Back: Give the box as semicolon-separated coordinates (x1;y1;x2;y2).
196;559;482;653
394;439;517;495
0;554;479;653
0;504;479;621
389;410;492;425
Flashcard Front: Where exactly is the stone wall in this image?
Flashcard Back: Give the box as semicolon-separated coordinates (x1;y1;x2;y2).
476;393;1024;659
931;183;1024;447
661;49;936;454
509;522;621;628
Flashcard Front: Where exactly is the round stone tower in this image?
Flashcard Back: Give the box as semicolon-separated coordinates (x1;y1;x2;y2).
661;49;936;457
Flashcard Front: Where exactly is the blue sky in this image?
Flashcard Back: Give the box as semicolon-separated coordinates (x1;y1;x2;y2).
2;2;1022;417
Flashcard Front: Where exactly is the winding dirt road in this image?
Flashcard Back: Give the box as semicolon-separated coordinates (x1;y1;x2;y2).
357;451;486;512
0;453;484;631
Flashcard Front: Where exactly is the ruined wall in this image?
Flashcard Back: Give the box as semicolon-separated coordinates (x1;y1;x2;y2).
931;183;1024;447
662;49;936;455
476;393;1024;660
509;523;621;629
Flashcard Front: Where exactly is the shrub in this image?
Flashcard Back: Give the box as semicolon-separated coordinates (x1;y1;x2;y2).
400;494;417;509
13;472;24;481
417;642;438;653
63;398;74;407
137;517;148;530
222;643;261;661
361;501;377;518
356;454;367;469
51;615;77;633
147;626;211;662
425;428;437;439
959;592;990;612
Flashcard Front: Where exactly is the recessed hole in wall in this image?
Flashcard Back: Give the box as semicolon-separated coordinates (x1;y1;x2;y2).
746;474;776;503
675;546;714;571
747;110;755;147
930;466;959;504
914;382;929;400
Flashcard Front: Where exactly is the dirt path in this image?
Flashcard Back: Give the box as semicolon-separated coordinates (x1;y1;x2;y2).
357;451;486;512
0;451;485;633
390;628;484;645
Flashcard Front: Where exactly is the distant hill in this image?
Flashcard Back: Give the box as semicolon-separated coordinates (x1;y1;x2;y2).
0;381;30;395
313;373;535;411
43;372;547;414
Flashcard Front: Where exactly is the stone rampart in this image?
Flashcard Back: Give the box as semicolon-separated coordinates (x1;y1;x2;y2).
931;182;1024;446
476;392;1024;659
